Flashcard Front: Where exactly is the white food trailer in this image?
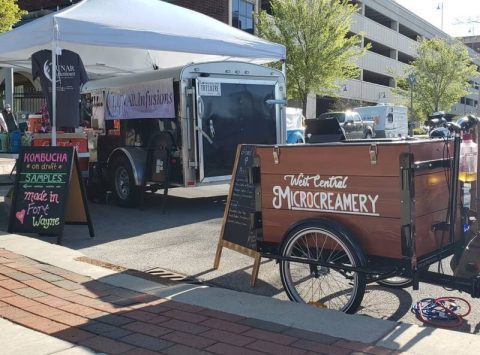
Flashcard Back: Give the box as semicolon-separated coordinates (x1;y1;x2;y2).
82;61;286;206
354;104;408;138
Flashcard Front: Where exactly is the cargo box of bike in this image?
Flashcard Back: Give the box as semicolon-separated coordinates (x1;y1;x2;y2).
215;117;480;314
256;140;458;260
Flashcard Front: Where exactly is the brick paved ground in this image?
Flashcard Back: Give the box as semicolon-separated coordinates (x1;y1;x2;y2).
0;248;398;354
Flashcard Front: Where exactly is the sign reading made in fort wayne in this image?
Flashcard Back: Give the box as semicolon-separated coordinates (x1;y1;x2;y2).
8;146;94;244
214;144;262;286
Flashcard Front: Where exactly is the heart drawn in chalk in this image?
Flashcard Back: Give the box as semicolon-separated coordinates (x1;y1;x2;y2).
16;209;26;224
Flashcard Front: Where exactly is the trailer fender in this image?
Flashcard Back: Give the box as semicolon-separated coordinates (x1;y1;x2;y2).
363;127;374;139
107;147;147;186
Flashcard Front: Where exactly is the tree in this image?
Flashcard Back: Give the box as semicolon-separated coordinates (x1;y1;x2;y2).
0;0;26;33
255;0;367;114
395;38;478;121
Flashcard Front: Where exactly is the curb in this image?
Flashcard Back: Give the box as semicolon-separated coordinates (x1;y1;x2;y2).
0;318;97;355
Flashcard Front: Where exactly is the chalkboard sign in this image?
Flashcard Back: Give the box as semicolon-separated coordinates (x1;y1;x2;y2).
222;144;258;250
8;146;94;243
214;144;262;286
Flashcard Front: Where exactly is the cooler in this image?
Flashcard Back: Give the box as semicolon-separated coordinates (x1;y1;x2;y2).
27;114;43;133
32;133;89;173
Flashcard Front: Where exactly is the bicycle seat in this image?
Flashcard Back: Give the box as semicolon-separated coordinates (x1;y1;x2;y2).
428;111;446;120
425;117;446;127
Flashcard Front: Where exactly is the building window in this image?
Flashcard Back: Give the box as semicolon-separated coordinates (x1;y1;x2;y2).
233;0;255;34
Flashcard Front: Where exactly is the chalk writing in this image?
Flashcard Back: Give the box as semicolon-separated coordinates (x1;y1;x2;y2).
24;190;48;203
222;145;258;250
9;147;74;236
24;152;68;163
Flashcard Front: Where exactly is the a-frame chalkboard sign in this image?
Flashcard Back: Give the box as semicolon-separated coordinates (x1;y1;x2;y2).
8;146;94;245
213;144;262;286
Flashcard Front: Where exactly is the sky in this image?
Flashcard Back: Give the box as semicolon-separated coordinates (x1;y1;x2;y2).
394;0;480;37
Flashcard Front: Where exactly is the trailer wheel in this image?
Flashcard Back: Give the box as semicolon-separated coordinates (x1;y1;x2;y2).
110;156;140;207
280;220;366;314
377;277;411;288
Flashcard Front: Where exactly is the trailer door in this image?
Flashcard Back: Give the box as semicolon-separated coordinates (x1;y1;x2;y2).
196;78;277;182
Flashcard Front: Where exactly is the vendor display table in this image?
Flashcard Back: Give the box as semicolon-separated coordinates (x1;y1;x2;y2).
0;153;21;159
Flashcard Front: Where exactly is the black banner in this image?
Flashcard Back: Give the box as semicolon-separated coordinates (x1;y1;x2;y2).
31;49;88;129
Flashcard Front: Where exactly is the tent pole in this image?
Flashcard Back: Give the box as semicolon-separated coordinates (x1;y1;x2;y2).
51;23;57;146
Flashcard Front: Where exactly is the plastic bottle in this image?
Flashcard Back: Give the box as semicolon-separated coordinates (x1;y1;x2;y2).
459;133;478;182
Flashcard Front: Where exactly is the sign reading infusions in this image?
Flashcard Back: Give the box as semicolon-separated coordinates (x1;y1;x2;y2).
105;79;175;120
8;146;94;241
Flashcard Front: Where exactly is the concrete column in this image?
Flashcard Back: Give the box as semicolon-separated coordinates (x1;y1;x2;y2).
2;67;14;108
389;77;396;88
359;1;365;16
306;92;317;119
391;20;399;32
390;49;397;60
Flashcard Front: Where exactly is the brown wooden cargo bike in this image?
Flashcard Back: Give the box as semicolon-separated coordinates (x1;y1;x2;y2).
219;128;480;314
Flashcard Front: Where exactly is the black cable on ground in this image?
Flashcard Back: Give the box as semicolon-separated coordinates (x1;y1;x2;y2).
411;297;471;328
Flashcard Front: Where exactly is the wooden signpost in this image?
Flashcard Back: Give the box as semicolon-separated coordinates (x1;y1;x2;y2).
8;146;94;244
213;144;262;286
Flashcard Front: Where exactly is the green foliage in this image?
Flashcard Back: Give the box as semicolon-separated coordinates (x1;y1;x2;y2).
255;0;367;109
412;127;427;135
395;38;478;122
0;0;26;33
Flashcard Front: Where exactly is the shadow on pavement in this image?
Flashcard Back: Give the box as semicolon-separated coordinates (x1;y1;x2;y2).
360;285;413;321
0;193;226;249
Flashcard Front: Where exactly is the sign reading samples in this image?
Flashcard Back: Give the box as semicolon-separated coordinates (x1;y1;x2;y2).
105;79;175;120
8;147;94;244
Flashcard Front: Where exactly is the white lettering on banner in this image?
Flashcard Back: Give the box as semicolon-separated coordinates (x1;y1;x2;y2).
105;78;175;120
272;174;380;216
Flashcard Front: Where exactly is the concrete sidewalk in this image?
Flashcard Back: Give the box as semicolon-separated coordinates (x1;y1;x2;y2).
0;234;479;355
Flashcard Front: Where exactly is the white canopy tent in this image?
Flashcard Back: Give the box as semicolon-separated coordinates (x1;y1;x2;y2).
0;0;285;144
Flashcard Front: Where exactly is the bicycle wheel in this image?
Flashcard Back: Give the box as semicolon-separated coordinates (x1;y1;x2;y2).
377;277;411;288
280;219;366;314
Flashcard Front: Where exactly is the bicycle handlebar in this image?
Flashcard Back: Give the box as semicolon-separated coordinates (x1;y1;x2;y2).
425;114;479;134
456;115;480;133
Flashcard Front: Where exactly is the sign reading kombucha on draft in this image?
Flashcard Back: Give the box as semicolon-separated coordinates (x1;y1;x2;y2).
272;173;380;217
8;147;74;236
